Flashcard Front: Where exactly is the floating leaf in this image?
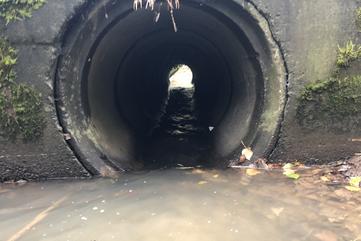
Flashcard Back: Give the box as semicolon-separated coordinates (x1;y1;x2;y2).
283;169;295;174
282;163;294;170
320;176;330;182
246;168;261;176
285;172;300;180
349;176;361;188
282;163;300;180
198;181;208;185
283;169;300;180
314;230;338;241
242;148;253;161
345;186;361;192
271;207;284;216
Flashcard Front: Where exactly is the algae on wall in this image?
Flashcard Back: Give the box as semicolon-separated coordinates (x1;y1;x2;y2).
0;1;46;141
297;6;361;133
297;75;361;132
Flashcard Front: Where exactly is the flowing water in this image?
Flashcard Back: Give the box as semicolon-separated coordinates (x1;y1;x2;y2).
1;168;360;241
143;87;211;169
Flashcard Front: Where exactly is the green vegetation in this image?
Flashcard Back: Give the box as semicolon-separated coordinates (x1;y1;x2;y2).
0;0;46;24
0;38;45;141
336;41;361;68
0;1;46;141
297;8;361;132
297;75;361;131
0;37;16;88
299;76;361;115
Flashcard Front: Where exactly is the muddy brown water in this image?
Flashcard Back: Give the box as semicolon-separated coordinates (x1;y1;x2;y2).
1;168;360;241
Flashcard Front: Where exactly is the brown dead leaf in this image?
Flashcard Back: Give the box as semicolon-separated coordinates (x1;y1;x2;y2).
320;176;330;182
255;158;269;169
314;230;338;241
242;148;253;161
334;189;353;200
246;169;261;176
239;155;246;163
271;207;284;217
345;186;360;192
267;163;282;169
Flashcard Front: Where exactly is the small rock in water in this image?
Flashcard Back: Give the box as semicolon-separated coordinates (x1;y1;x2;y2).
16;179;27;184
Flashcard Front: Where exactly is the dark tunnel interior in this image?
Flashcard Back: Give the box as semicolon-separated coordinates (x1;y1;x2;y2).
57;1;286;172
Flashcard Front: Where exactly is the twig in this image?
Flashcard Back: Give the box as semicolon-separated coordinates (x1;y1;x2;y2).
6;196;68;241
241;140;247;149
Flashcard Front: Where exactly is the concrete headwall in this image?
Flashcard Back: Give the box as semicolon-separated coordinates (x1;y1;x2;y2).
0;0;360;181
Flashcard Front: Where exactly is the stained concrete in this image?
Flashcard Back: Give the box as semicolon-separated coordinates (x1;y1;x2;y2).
0;0;360;180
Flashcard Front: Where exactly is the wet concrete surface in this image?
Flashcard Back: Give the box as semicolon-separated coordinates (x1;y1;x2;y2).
1;168;360;241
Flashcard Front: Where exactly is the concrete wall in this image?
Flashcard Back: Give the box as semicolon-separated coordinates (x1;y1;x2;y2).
0;0;360;181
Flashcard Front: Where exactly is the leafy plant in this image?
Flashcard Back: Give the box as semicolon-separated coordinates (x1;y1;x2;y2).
0;38;45;141
0;0;46;24
336;41;361;68
0;38;16;88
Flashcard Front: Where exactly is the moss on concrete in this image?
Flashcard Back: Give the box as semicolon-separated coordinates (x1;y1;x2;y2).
0;38;45;141
0;0;46;24
297;8;361;132
356;7;361;31
297;75;361;131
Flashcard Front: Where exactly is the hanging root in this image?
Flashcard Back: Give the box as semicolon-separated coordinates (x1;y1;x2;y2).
169;9;178;32
133;0;180;10
133;0;180;11
133;0;180;32
145;0;156;10
133;0;143;10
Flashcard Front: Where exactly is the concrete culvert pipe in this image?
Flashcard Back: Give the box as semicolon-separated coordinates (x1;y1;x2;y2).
56;0;286;174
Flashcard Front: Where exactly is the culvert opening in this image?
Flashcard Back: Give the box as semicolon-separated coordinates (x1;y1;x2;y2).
57;1;286;174
169;64;194;89
143;63;210;168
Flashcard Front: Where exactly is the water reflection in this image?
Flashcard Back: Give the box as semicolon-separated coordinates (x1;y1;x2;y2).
143;65;210;168
0;169;360;241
